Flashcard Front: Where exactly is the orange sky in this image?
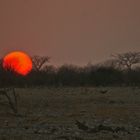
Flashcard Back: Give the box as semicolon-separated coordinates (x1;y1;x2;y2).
0;0;140;66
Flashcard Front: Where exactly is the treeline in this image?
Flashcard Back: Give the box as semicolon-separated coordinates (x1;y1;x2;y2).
0;64;140;87
0;52;140;87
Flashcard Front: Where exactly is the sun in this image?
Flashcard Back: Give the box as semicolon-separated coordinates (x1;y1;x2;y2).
3;51;32;76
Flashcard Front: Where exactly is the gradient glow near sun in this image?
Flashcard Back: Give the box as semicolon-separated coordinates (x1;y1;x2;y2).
3;51;32;76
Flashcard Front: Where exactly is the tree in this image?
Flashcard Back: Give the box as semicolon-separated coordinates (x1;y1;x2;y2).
32;55;50;71
112;52;140;71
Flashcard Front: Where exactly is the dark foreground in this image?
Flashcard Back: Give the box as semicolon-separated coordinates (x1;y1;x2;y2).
0;87;140;140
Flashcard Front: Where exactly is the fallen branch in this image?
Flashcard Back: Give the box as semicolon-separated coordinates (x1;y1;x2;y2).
75;120;131;134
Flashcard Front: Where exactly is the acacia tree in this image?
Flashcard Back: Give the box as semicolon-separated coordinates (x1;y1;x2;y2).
112;52;140;71
32;55;50;71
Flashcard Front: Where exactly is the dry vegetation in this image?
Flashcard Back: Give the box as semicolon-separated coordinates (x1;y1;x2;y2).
0;87;140;140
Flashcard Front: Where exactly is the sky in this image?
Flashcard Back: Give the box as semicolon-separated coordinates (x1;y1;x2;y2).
0;0;140;66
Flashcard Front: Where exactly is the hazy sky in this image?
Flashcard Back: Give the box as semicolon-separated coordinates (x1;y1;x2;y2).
0;0;140;66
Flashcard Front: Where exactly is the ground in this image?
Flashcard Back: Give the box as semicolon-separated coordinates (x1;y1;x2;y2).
0;87;140;140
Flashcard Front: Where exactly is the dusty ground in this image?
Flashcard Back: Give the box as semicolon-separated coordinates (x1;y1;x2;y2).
0;87;140;140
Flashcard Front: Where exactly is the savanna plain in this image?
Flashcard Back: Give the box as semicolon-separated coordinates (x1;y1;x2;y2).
0;87;140;140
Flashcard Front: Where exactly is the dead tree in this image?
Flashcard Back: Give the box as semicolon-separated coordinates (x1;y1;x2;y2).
112;52;140;71
0;88;18;114
32;55;50;71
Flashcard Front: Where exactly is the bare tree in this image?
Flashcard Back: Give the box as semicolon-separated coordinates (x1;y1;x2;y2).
32;55;50;71
112;52;140;70
0;88;18;114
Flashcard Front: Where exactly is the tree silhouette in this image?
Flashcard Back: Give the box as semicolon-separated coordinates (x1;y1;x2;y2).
112;52;140;71
32;55;50;71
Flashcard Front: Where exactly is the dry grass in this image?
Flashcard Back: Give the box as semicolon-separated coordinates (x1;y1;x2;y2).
0;87;140;139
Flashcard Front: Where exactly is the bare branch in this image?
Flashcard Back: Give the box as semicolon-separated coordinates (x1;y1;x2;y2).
32;55;50;71
0;88;19;114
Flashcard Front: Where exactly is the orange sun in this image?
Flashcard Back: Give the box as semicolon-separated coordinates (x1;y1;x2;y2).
3;51;32;76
